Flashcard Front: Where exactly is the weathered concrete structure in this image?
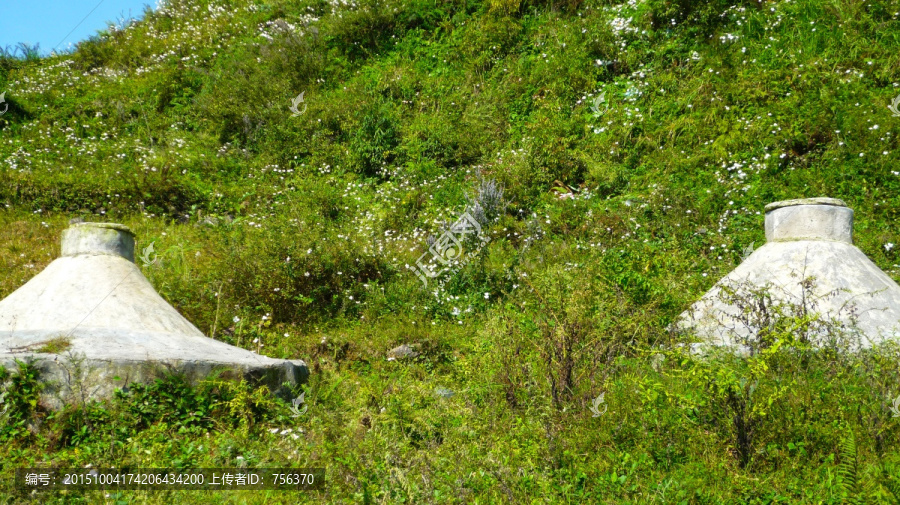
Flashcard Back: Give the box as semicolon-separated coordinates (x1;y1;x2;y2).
679;198;900;353
0;222;307;407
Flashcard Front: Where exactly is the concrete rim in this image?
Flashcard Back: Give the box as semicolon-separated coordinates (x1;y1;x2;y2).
69;222;135;235
764;198;847;212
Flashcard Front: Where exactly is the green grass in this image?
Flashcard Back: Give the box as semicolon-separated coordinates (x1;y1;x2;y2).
2;0;900;502
33;337;72;354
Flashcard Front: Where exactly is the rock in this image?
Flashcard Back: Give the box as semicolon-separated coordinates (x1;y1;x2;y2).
387;344;419;360
434;387;454;398
198;216;219;227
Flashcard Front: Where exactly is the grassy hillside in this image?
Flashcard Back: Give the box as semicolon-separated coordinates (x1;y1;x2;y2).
2;0;900;502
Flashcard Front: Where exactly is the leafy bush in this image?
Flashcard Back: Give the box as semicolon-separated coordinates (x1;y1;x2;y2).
114;374;218;432
0;360;44;443
349;100;402;178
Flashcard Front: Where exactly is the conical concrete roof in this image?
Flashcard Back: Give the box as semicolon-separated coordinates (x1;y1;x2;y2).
0;223;307;405
678;198;900;352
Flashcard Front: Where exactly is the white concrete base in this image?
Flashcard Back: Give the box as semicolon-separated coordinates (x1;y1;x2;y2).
1;355;308;410
0;223;308;407
679;240;900;352
679;199;900;353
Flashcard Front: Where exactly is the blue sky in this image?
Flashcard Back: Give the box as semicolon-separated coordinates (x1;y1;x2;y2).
0;1;157;56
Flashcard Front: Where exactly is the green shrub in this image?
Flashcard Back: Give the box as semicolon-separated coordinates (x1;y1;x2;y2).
349;100;403;179
0;360;44;443
115;374;218;432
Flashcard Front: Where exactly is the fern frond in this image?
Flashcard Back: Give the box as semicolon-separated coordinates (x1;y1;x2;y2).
881;470;900;504
838;427;860;503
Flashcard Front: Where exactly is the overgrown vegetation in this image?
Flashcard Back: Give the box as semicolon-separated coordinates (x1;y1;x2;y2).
2;0;900;502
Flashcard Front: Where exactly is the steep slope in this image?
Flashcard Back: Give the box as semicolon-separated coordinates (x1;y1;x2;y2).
2;0;900;502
